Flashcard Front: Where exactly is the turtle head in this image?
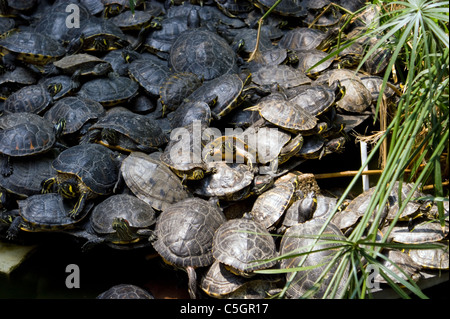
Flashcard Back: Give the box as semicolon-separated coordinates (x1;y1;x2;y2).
112;217;137;243
54;118;66;137
101;128;119;146
58;178;79;199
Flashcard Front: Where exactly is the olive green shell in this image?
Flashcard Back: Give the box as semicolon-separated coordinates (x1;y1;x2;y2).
153;197;227;267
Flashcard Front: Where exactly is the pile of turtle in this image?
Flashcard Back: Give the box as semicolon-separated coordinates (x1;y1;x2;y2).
0;0;448;299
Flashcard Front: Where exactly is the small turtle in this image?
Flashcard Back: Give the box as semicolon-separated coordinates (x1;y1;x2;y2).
3;193;93;240
408;241;449;270
279;191;318;233
102;0;145;17
128;58;171;98
0;31;66;69
280;218;348;298
372;249;421;284
251;64;311;91
39;75;75;101
387;218;449;245
86;194;157;247
0;113;64;177
359;75;397;103
279;27;336;51
78;72;139;107
41;143;121;219
0;66;36;100
212;217;278;277
252;0;309;17
168;100;212;129
119;151;190;211
296;49;335;76
97;284;155;299
193;161;254;201
214;0;253;18
152;197;227;299
110;10;157;31
43;96;105;137
3;84;53;114
82;110;167;152
159;72;202;115
169;28;238;81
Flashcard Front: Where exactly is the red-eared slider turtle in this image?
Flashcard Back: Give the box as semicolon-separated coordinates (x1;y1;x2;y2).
120;151;190;211
214;0;253;18
82;110;168;152
42;143;121;219
3;84;53;114
280;218;348;298
159;72;203;115
193;161;254;201
0;112;64;177
97;284;155;299
296;49;335;76
128;58;171;98
183;73;247;120
212;217;278;277
67;17;129;53
251;64;311;91
102;0;145;17
252;0;309;17
153;197;227;298
160;122;210;181
387;218;449;245
110;10;157;31
0;31;66;69
3;193;93;240
279;191;318;233
43;96;105;137
168;100;212;129
359;75;396;103
288;80;344;117
248;97;318;134
372;249;421;284
87;194;157;247
279;27;335;51
408;241;449;270
169;28;238;81
0;66;36;100
39;75;75;100
78;72;139;107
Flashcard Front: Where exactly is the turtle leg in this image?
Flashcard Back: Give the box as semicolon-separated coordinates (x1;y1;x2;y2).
68;192;88;219
6;215;24;240
186;266;198;299
0;155;13;177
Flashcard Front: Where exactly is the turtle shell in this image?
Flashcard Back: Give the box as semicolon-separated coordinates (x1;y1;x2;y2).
212;218;277;276
52;143;119;195
169;29;238;81
110;10;154;30
296;49;334;75
128;58;171;97
0;31;66;65
159;72;203;113
53;53;111;76
255;99;318;133
408;241;449;270
44;96;105;135
388;219;449;244
252;64;311;90
17;193;91;231
3;84;52;114
280;219;348;298
0;113;56;157
91;194;156;236
153;197;226;267
78;73;139;107
88;111;168;151
120;152;190;211
253;0;308;17
97;284;155;299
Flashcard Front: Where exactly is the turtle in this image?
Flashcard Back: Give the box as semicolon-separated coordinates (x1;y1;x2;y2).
128;58;171;98
288;80;344;117
0;152;57;199
3;84;53;114
159;72;203;115
247;97;318;134
407;241;449;270
183;73;247;120
247;48;298;71
3;193;93;240
250;64;311;91
0;31;66;69
363;46;392;75
67;17;129;53
251;0;309;17
386;218;449;245
279;191;318;233
250;172;301;230
296;49;335;76
0;112;64;177
168;101;212;129
43;96;105;137
280;218;348;298
200;260;281;299
86;194;157;247
152;197;227;299
169;28;238;81
97;284;155;299
313;194;349;220
41;143;121;219
372;249;421;284
325;69;372;113
212;217;278;277
110;10;157;31
78;72;139;107
119;151;190;211
278;27;336;52
359;75;397;103
38;75;76;101
160;122;210;181
81;110;168;152
193;161;254;201
102;0;145;17
0;66;36;100
213;0;253;18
